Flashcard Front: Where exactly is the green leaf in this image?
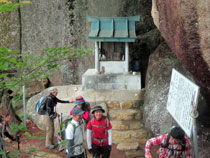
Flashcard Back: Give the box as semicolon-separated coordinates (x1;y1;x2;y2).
60;140;67;145
23;132;31;137
0;73;8;78
28;147;41;153
17;124;27;130
38;136;45;140
0;151;5;155
8;150;20;158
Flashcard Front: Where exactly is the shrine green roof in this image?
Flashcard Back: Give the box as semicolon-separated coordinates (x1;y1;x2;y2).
87;16;140;42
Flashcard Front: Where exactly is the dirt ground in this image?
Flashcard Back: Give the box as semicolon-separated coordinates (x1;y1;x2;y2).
4;121;128;158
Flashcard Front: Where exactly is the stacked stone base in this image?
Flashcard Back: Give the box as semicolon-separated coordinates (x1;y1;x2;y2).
104;91;150;158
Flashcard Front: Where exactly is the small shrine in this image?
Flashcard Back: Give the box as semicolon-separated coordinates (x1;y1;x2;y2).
82;16;141;91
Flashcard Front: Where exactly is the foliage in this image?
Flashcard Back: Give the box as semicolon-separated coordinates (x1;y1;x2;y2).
10;123;27;133
0;151;5;156
0;46;91;91
0;0;30;12
0;1;92;157
8;150;20;158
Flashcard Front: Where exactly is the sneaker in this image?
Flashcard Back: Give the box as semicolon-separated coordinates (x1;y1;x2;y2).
53;142;58;147
46;145;56;149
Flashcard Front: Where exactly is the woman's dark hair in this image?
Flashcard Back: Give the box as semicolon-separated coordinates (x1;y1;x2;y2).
162;127;186;151
0;115;3;122
81;102;90;112
170;127;185;140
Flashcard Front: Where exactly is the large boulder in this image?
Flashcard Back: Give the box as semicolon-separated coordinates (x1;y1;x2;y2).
151;0;210;107
144;41;210;157
144;41;191;134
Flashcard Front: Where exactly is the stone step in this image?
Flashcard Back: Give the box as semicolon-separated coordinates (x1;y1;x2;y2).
106;100;142;109
138;138;148;149
125;150;145;158
82;89;143;105
112;129;150;144
109;109;142;121
111;120;144;130
117;142;139;151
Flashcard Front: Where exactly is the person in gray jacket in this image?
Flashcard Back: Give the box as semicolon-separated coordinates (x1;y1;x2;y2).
65;106;86;158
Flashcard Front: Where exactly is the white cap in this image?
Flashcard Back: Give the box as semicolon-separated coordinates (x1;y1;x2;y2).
48;87;58;94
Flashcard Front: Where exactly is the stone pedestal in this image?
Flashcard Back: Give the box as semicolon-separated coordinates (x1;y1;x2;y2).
82;69;141;91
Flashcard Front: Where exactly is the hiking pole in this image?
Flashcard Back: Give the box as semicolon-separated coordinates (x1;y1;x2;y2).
58;114;61;127
58;113;63;132
17;135;20;150
57;113;62;139
60;113;63;126
190;100;199;158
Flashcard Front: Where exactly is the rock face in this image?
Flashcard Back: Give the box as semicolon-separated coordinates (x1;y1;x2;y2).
144;41;210;157
143;41;191;134
19;0;157;86
1;0;159;93
151;0;210;106
20;0;93;85
0;5;20;49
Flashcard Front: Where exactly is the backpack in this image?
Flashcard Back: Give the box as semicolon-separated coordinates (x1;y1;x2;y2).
57;117;83;152
35;96;48;115
61;118;77;140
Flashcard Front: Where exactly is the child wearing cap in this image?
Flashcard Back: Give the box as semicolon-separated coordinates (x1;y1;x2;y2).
70;96;91;123
65;106;86;158
86;106;112;158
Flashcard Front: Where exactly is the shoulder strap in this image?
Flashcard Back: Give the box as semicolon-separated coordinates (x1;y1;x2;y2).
161;133;170;148
69;119;83;135
105;117;109;128
90;118;94;126
69;122;77;135
105;117;109;135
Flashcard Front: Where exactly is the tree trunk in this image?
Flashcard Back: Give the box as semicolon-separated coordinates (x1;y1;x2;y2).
1;89;22;124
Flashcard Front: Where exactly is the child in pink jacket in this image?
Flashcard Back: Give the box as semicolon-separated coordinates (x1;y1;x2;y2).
70;96;91;123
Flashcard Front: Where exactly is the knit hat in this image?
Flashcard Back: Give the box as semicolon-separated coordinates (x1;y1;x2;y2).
72;106;84;116
92;106;105;114
74;96;85;105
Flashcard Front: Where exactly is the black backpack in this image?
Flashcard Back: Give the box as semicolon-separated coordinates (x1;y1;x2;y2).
35;96;49;115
